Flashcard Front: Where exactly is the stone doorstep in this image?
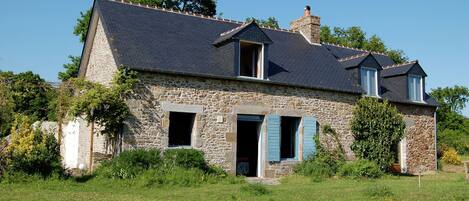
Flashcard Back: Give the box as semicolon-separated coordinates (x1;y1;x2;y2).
245;177;280;185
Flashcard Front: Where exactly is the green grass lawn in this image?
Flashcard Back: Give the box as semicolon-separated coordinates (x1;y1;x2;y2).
0;172;468;201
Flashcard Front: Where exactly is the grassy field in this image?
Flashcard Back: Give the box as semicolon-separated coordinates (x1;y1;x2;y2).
0;172;468;201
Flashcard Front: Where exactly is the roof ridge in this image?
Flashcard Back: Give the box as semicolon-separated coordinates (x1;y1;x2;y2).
337;52;369;62
109;0;294;34
383;60;418;69
322;42;389;56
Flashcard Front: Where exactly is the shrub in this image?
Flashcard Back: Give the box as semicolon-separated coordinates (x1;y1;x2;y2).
350;97;405;171
240;183;270;196
4;115;63;177
441;148;462;165
163;149;207;170
295;155;338;180
338;159;383;179
438;129;469;154
94;148;162;179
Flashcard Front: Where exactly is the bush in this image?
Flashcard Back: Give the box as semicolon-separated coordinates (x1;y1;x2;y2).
94;148;162;179
441;148;462;165
294;153;343;180
4;115;63;177
163;149;207;170
439;129;469;154
338;159;383;179
350;97;405;171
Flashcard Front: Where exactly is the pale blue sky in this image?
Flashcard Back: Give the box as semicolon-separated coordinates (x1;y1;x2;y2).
1;0;468;116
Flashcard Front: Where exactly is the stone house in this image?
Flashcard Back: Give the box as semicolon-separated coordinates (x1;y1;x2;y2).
71;0;439;177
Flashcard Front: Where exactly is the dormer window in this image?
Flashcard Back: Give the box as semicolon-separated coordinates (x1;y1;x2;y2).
239;41;264;79
360;67;378;96
408;75;423;102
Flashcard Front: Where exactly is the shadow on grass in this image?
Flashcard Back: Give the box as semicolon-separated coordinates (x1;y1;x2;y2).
73;174;95;183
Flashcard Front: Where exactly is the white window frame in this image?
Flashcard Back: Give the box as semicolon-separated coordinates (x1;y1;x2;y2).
360;67;379;97
408;75;424;102
238;40;264;80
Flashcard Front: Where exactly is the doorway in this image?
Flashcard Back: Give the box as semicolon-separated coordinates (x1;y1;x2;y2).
236;115;263;177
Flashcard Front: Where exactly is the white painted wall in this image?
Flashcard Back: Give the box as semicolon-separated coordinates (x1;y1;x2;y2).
63;120;80;169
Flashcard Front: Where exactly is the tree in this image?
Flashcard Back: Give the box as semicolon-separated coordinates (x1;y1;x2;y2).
320;25;408;64
350;97;405;171
430;86;469;131
245;17;280;29
58;56;81;82
0;71;54;122
0;81;14;138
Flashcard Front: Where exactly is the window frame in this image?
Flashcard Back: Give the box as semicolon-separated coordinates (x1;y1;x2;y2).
168;111;196;148
408;74;424;102
238;40;265;80
360;67;379;97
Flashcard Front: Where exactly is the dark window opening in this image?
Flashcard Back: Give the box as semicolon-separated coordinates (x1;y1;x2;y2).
168;112;195;147
281;117;300;159
240;42;263;78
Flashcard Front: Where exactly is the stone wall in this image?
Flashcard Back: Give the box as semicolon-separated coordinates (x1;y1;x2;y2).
397;104;437;174
123;72;360;177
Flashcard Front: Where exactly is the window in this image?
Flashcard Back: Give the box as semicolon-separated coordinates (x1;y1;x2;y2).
360;67;378;96
168;112;195;147
239;41;263;78
408;75;423;102
280;117;300;159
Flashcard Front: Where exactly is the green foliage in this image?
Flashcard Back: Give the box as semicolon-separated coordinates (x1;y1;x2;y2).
438;129;469;154
58;56;80;82
430;86;469;130
94;149;162;179
0;81;14;138
338;159;383;179
67;67;138;152
240;183;270;196
163;149;207;170
73;9;91;43
320;25;408;64
350;97;405;171
430;86;469;156
4;115;63;177
295;125;346;180
245;17;280;29
0;71;56;126
441;148;462;165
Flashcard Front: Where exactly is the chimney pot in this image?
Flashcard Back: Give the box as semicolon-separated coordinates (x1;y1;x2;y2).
304;5;311;16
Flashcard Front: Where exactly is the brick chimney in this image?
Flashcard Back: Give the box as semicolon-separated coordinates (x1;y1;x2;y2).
290;5;321;45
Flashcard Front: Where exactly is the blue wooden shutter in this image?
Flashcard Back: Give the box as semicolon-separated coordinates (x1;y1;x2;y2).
267;115;280;162
303;116;317;159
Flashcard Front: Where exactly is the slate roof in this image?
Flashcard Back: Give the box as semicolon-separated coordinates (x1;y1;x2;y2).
89;0;438;107
94;0;361;94
381;61;427;78
338;53;371;68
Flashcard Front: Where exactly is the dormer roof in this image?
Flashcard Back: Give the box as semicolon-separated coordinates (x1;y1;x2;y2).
213;21;273;46
381;61;427;78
